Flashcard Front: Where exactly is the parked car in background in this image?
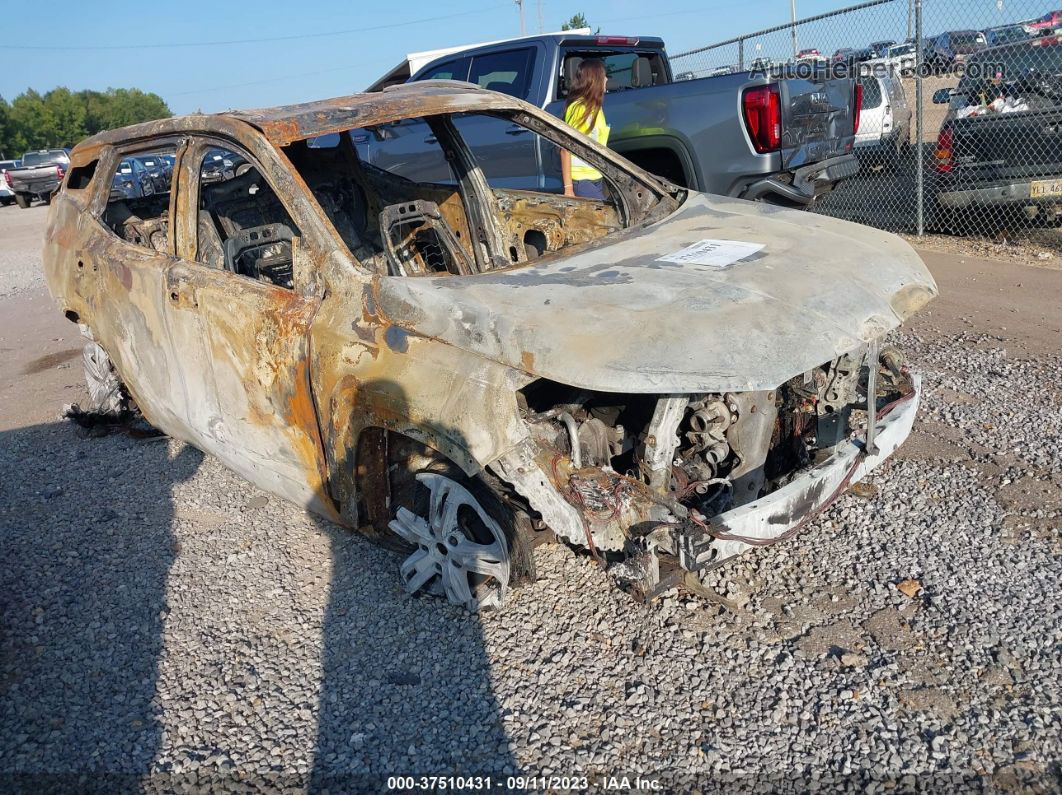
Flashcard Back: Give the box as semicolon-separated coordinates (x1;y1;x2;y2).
832;47;856;63
797;48;825;62
1024;10;1062;36
848;47;877;66
0;159;19;206
134;155;171;192
200;148;245;183
930;35;1062;228
986;24;1032;47
4;149;70;208
925;30;988;73
391;32;861;206
868;40;896;57
43;84;935;610
883;42;917;75
709;65;734;76
855;72;911;162
109;158;158;200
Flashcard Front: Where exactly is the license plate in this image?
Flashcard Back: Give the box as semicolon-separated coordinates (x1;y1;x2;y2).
1030;179;1062;198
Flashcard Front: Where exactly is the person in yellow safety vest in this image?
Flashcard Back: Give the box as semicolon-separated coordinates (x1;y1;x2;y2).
560;59;611;200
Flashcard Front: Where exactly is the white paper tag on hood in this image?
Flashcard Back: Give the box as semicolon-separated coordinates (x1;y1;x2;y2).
657;239;765;268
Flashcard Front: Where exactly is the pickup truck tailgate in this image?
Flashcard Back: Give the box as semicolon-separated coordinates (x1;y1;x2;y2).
10;166;61;194
950;107;1062;182
781;74;857;168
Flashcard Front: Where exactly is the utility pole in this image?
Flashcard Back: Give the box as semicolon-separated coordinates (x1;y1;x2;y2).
515;0;526;35
790;0;799;58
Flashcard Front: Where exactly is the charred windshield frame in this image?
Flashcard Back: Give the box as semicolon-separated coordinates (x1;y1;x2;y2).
282;105;682;277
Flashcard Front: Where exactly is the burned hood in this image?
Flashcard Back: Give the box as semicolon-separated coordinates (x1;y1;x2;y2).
373;192;937;393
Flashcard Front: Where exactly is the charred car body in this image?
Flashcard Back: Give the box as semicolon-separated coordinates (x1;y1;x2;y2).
44;83;936;611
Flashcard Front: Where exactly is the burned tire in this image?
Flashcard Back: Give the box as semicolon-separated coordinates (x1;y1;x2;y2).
388;469;531;612
14;193;30;209
82;341;130;417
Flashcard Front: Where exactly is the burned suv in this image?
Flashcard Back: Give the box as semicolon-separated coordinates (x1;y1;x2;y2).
44;83;936;611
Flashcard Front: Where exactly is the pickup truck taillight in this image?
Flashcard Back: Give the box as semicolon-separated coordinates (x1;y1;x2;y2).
853;83;863;134
742;85;781;153
934;127;954;172
56;165;66;181
3;171;11;188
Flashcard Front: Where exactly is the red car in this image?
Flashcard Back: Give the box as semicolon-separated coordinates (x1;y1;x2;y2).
1025;10;1062;35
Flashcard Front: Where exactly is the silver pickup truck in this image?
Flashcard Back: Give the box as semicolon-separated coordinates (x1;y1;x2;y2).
366;32;861;206
4;149;70;208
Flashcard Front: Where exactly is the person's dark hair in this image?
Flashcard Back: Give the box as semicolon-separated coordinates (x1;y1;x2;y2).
567;59;607;129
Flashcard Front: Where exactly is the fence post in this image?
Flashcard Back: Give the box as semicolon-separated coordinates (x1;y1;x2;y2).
915;0;924;236
738;39;744;70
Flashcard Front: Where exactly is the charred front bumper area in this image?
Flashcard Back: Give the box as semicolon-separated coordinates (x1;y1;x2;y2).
490;343;918;594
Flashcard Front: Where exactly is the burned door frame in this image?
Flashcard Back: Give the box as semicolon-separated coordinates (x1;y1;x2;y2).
166;133;338;517
81;139;194;440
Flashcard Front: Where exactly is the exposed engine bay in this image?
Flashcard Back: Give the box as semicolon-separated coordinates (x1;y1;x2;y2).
497;342;916;598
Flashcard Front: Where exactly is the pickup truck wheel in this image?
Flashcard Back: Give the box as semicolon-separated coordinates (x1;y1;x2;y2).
14;193;30;209
388;471;515;612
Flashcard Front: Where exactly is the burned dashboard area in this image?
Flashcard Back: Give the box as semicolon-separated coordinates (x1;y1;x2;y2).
499;343;916;596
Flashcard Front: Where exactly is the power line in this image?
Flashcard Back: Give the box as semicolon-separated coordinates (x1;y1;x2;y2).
8;4;509;51
165;60;380;98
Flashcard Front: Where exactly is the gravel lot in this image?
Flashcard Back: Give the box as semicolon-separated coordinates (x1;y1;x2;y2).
0;205;1059;790
0;204;50;299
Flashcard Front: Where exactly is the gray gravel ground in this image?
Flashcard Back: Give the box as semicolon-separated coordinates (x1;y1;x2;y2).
0;198;1059;790
1;333;1059;791
0;204;49;298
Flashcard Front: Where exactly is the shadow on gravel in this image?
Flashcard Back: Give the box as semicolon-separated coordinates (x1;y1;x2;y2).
309;380;518;786
0;421;202;785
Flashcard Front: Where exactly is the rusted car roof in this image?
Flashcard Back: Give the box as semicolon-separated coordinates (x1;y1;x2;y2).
73;83;524;155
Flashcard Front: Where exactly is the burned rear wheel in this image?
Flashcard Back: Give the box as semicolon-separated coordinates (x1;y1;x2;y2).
388;472;513;612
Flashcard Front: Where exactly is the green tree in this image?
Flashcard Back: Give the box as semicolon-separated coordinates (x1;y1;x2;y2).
0;97;19;159
0;86;171;154
43;88;87;147
98;88;170;131
10;90;51;150
560;12;594;32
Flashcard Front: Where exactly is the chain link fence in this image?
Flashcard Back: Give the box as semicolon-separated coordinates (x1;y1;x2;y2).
669;0;1062;240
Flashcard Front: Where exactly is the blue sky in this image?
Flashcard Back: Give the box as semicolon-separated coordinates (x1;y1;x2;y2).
2;0;1039;114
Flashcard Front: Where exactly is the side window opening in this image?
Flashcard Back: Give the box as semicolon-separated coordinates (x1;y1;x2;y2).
859;77;883;110
66;160;98;191
453;112;625;263
420;57;471;82
102;147;174;253
284;120;474;277
285;111;630;276
195;146;299;290
467;48;535;98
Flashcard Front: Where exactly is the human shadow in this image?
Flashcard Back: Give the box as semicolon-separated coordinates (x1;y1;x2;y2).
0;421;203;788
309;378;519;787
